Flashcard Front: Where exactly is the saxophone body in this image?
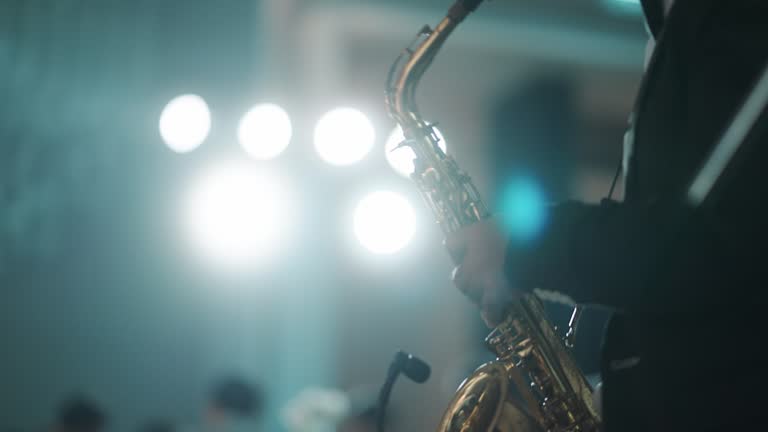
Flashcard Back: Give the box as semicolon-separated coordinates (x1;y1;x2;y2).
384;1;602;431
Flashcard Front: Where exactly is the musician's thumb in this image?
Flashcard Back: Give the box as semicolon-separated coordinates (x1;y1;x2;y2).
443;231;467;264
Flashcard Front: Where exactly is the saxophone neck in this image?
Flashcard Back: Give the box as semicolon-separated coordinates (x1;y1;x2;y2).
386;1;484;124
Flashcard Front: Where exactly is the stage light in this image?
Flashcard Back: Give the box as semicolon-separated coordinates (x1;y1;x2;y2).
238;103;292;160
159;94;211;153
499;177;548;243
314;107;375;166
182;162;292;271
384;125;447;177
354;191;416;254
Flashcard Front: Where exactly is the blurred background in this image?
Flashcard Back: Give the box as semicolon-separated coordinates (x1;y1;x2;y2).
0;0;646;431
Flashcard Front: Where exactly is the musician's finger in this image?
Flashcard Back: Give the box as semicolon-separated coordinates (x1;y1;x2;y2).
480;309;500;329
451;264;482;304
443;231;467;264
480;277;515;327
481;298;506;328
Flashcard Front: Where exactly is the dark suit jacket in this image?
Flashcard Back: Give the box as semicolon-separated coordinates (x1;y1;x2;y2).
506;1;768;430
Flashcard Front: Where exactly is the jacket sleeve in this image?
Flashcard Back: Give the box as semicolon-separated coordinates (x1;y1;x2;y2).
504;200;750;314
506;149;768;315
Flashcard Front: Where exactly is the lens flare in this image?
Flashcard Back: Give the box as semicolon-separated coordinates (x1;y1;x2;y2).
183;162;293;271
353;191;416;254
314;107;375;166
499;177;548;242
238;103;292;160
159;94;211;153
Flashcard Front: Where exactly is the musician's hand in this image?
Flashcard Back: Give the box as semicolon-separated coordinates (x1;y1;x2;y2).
444;217;521;328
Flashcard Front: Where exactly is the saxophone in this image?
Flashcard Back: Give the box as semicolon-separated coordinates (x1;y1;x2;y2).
384;1;602;431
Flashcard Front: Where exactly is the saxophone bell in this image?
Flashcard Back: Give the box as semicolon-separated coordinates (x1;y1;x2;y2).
437;360;545;432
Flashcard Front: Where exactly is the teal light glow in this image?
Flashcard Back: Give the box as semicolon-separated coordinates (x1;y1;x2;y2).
602;0;642;15
499;177;548;242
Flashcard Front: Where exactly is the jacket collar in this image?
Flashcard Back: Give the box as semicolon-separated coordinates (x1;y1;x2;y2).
640;0;665;39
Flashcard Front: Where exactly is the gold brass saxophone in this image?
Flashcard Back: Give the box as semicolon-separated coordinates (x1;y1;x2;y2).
384;1;602;431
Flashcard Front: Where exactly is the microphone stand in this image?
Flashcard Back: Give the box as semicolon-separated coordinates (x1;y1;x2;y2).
376;351;431;432
376;360;402;432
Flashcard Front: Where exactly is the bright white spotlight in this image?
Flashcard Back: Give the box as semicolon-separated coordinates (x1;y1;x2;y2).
354;191;416;254
314;107;375;166
384;125;447;177
238;103;292;160
183;162;292;271
159;94;211;153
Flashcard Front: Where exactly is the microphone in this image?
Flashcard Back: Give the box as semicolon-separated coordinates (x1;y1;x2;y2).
394;350;431;383
376;351;431;432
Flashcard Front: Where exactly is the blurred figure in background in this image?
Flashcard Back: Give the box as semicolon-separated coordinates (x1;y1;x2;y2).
335;405;377;432
488;76;611;377
52;396;107;432
198;376;264;432
335;387;378;432
280;387;380;432
281;388;349;432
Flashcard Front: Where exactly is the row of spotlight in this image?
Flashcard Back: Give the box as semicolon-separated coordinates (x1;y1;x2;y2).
158;94;447;178
160;94;448;268
182;162;421;271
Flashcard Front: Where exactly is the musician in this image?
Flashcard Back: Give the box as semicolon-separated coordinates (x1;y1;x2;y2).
446;1;768;430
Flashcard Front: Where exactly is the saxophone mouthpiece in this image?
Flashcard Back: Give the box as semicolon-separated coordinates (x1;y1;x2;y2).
448;0;484;21
460;0;484;12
